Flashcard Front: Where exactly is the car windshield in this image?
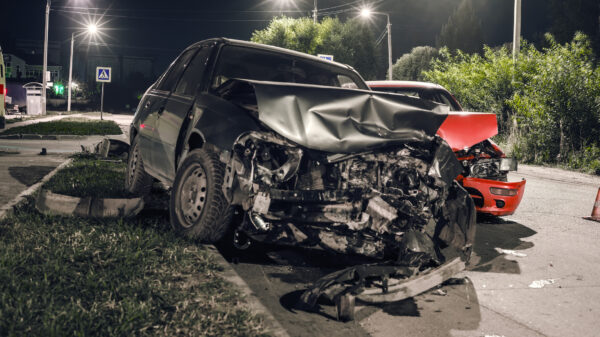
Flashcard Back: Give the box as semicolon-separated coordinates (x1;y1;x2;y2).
211;45;368;90
373;87;461;111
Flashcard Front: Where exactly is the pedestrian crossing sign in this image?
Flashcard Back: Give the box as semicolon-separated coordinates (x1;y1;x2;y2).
96;67;111;83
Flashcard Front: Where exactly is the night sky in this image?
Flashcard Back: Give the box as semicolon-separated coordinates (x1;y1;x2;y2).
1;0;551;74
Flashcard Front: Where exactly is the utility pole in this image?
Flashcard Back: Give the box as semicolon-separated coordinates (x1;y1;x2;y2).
513;0;521;61
386;14;393;80
67;32;74;112
42;0;50;114
313;0;317;24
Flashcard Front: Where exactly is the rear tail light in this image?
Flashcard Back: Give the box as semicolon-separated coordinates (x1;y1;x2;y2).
490;187;517;196
0;84;4;95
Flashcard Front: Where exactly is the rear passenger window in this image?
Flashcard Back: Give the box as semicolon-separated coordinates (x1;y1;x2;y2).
175;46;212;96
156;48;197;92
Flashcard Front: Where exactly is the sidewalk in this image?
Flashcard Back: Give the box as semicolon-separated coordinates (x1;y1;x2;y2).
3;111;133;134
0;153;67;208
0;112;133;206
0;112;133;154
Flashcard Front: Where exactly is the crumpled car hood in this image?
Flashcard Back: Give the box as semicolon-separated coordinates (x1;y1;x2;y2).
240;80;449;153
437;112;498;151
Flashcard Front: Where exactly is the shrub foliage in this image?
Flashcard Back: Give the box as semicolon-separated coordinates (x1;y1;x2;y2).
425;33;600;173
392;46;439;81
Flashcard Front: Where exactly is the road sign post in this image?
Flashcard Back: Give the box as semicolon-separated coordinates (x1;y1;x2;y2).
96;66;111;120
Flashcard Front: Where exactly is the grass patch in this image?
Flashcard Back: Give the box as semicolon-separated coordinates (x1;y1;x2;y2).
44;154;133;198
0;155;269;336
6;117;34;124
0;119;122;136
0;202;268;336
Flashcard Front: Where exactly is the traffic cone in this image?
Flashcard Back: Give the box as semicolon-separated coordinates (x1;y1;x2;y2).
583;187;600;222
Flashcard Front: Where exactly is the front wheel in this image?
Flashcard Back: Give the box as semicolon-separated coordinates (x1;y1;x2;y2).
170;148;232;242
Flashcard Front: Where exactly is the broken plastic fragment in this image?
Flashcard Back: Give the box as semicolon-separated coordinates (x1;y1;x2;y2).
495;248;527;257
528;279;555;288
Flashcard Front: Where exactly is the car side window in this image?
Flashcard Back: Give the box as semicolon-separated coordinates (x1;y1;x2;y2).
433;92;459;111
156;48;197;93
174;46;212;96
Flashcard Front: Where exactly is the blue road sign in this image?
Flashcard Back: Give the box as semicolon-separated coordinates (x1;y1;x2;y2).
317;54;334;61
96;67;111;83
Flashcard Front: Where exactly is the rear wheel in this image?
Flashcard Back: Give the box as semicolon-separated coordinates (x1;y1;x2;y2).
125;135;153;196
170;148;232;241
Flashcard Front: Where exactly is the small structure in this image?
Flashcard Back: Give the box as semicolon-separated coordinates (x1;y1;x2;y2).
23;82;44;115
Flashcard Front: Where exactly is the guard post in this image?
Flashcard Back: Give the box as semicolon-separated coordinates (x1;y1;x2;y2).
96;66;111;120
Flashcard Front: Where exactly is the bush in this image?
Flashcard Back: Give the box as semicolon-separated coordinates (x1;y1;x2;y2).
392;46;439;81
424;33;600;173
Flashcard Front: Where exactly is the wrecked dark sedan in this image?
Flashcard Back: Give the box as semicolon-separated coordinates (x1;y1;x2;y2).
126;38;476;320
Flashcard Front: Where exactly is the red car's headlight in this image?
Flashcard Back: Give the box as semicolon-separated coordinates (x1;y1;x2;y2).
489;187;518;196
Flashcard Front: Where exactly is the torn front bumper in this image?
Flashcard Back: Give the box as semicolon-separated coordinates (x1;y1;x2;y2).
462;177;526;216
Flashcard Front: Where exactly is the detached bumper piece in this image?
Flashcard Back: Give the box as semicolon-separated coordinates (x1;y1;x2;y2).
223;132;476;321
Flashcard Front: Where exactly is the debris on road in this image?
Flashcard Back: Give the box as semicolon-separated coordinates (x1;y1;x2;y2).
495;248;527;257
432;289;447;296
528;279;556;288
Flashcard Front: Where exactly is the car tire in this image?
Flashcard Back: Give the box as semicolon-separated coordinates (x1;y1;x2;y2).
170;148;233;242
126;135;153;196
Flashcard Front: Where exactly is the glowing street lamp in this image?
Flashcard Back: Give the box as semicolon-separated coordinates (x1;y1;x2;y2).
67;23;100;112
360;7;393;80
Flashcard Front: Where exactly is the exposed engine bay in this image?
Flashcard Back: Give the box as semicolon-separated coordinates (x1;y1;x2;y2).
457;140;518;181
221;130;476;318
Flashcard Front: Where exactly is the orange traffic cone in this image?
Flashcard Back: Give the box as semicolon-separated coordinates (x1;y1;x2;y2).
584;187;600;222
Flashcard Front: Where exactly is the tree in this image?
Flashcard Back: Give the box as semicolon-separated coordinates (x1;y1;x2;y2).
251;16;384;79
436;0;484;54
392;46;439;81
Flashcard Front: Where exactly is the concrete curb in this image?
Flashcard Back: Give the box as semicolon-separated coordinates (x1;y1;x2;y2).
0;158;73;221
35;189;144;218
0;134;88;140
205;245;291;337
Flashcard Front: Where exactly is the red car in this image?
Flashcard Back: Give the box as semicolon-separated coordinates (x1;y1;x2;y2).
368;81;526;216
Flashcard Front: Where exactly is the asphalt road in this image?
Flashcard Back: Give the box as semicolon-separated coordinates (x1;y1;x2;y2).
220;165;600;337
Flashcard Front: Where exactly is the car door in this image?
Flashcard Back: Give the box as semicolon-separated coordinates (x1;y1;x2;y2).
138;48;197;178
154;45;214;181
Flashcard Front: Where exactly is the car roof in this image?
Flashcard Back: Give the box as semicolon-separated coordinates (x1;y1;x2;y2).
188;38;355;71
367;80;448;91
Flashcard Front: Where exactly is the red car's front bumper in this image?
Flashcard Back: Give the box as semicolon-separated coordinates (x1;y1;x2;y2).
460;177;526;216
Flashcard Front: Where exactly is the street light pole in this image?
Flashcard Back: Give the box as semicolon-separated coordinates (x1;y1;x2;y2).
361;9;393;80
67;32;74;112
512;0;521;61
386;13;392;80
42;0;50;115
313;0;317;23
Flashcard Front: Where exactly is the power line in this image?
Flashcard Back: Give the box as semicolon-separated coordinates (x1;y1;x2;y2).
52;8;272;22
56;6;306;14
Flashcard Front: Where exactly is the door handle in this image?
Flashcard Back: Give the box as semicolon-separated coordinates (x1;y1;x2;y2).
144;101;151;110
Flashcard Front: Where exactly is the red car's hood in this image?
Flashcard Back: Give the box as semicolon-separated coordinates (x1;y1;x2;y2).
436;112;498;151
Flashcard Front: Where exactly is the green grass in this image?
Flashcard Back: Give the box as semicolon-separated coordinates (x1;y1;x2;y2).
0;119;122;136
5;117;34;124
44;155;133;198
0;156;269;336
